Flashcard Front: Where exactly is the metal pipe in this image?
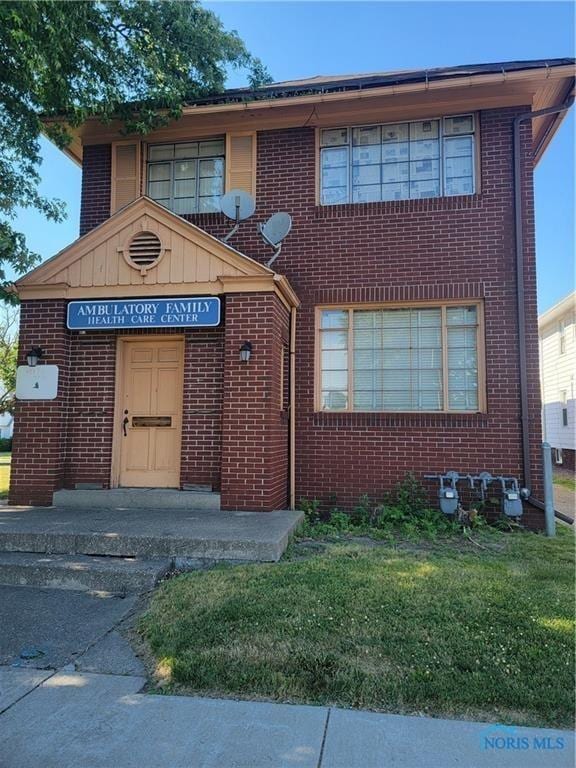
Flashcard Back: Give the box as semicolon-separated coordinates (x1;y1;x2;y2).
288;307;297;509
512;96;574;494
542;442;556;536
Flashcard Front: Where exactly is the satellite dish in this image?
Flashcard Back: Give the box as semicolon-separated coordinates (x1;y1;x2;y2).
220;190;256;221
260;212;292;246
220;190;255;242
258;212;292;267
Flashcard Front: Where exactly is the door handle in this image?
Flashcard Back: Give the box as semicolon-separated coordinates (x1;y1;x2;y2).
122;416;129;436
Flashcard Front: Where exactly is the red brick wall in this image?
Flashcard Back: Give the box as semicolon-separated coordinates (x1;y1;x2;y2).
79;144;111;236
10;314;225;503
10;300;70;505
39;105;544;522
221;293;289;511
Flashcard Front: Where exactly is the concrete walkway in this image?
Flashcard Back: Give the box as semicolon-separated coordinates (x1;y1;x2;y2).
0;667;573;768
554;482;575;522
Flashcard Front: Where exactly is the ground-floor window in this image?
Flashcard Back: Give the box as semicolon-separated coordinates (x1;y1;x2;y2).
317;302;484;413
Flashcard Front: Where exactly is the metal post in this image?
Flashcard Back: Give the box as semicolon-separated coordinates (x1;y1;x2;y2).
542;442;556;537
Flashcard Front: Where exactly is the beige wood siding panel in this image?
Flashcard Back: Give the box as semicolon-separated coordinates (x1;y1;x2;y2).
182;243;198;283
169;234;184;284
92;243;107;286
196;247;211;282
106;235;119;286
226;132;257;196
111;142;142;213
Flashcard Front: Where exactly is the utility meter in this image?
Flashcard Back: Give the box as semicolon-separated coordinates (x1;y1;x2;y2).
502;489;523;518
439;486;459;515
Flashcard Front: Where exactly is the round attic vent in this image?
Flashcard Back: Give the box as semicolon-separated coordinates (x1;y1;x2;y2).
128;231;162;269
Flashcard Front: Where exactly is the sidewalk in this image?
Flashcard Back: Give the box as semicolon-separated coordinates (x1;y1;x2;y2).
0;667;573;768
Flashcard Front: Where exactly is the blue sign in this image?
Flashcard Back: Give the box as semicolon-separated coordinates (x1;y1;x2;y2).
67;297;221;330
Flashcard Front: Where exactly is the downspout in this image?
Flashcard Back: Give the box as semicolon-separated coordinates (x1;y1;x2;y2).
513;95;574;500
289;307;297;509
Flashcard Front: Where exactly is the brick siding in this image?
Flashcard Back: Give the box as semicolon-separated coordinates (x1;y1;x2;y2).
13;106;545;524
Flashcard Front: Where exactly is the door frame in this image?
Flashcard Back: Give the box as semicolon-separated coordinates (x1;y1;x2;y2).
110;334;185;489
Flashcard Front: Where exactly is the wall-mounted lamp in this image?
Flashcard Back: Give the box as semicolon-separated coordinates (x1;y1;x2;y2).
239;341;252;363
26;347;44;367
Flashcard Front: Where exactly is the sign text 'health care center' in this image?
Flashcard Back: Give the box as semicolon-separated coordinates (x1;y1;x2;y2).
67;298;221;330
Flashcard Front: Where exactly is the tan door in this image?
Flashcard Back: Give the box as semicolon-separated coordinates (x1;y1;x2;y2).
119;339;184;488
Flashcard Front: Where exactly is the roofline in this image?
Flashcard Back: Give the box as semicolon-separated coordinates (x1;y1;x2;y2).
46;58;575;166
185;58;575;106
538;291;576;328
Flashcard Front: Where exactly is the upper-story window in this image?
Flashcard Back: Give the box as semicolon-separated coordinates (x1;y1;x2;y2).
320;114;476;205
558;316;568;355
147;140;225;214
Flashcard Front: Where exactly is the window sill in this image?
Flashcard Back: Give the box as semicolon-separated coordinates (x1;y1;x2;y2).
314;194;482;219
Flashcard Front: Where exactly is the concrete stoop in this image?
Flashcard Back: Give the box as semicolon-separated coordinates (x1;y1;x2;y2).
0;552;172;594
53;488;221;511
0;506;304;593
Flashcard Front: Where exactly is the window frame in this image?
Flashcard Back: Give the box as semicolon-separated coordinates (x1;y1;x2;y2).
314;300;486;414
316;113;479;206
558;317;567;355
145;138;226;215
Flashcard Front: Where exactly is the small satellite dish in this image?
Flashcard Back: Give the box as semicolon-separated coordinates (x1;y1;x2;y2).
220;190;256;221
220;190;256;242
258;212;292;266
260;212;292;246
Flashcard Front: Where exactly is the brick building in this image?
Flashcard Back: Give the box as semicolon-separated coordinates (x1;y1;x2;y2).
10;59;575;524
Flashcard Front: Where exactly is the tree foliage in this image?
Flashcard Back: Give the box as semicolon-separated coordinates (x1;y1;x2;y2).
0;0;272;301
0;309;18;413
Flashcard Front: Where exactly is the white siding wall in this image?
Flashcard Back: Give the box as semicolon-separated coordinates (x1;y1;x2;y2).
539;309;575;451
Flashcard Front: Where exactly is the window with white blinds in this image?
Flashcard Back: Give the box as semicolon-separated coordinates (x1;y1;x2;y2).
318;304;482;412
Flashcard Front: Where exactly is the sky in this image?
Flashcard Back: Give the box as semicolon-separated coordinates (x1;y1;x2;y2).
13;0;575;313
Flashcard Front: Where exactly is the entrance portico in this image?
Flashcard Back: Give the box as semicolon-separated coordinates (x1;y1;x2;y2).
10;197;299;511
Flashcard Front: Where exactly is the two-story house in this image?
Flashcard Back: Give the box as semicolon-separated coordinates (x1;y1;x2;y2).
9;58;575;527
539;292;575;470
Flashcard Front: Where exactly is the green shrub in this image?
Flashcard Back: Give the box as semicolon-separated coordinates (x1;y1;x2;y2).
390;472;428;516
298;498;321;525
0;438;12;452
328;509;350;531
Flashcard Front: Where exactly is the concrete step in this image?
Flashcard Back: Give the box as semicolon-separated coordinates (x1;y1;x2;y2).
0;552;172;593
53;488;221;511
0;507;304;562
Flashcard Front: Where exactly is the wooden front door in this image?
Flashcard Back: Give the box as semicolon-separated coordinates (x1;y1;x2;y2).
118;338;184;488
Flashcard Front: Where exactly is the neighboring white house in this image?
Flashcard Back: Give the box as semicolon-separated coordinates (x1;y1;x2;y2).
0;411;12;440
539;292;575;471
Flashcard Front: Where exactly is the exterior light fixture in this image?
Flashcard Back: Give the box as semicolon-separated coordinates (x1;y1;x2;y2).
239;341;252;363
26;347;44;367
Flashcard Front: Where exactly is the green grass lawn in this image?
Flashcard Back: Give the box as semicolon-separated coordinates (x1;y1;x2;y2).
0;452;10;499
554;474;576;492
140;528;575;729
